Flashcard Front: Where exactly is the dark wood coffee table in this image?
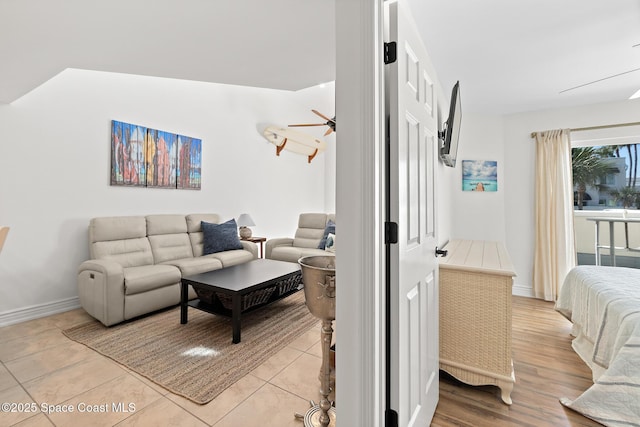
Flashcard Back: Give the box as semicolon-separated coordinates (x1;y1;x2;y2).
180;259;303;343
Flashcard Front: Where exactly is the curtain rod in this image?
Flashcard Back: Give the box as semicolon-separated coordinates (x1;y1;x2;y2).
530;121;640;138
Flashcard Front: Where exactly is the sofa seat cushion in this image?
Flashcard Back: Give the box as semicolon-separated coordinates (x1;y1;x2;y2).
208;250;254;268
270;246;330;264
123;265;181;296
160;257;223;277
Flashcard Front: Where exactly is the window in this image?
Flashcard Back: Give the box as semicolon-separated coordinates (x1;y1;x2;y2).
571;126;640;268
604;173;617;186
572;143;640;211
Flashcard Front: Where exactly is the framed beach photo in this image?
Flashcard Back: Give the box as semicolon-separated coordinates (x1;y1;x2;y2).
462;160;497;192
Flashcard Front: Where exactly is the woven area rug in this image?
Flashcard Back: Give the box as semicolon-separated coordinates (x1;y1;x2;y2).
63;291;317;404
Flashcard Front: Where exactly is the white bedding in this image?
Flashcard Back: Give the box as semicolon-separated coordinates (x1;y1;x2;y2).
555;265;640;426
560;336;640;427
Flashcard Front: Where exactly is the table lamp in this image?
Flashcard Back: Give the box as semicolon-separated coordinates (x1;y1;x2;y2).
237;214;255;239
0;227;9;254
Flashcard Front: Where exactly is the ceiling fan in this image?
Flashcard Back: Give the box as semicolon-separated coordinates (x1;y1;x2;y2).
289;110;336;136
560;44;640;94
560;67;640;94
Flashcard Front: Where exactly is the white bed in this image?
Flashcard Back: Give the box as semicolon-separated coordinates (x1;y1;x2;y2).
555;265;640;426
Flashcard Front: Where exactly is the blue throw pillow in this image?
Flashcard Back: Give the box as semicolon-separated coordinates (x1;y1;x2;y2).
317;220;336;249
202;219;243;255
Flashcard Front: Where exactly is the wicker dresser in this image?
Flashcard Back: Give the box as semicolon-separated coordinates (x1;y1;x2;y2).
439;239;516;404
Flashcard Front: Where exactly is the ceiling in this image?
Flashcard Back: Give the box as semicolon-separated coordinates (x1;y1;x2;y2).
1;0;639;115
0;0;336;104
412;0;640;114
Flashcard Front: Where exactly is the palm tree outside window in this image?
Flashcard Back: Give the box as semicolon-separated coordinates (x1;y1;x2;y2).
572;144;640;210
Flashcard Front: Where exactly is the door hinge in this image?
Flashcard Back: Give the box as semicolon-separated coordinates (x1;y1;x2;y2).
385;409;399;427
385;221;398;244
384;41;397;64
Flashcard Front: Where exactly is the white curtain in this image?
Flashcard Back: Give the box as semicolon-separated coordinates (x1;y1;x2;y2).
0;227;8;254
533;129;577;301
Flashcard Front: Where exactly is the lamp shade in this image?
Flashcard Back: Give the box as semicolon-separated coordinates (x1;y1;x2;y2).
236;214;255;228
0;227;9;254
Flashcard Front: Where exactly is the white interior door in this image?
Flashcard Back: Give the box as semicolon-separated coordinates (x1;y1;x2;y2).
385;0;439;425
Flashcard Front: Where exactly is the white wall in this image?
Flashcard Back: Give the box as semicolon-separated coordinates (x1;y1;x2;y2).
503;98;640;296
435;85;455;248
294;83;337;212
448;113;506;242
0;69;335;320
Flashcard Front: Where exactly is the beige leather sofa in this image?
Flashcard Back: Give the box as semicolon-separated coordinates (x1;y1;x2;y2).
77;214;258;326
265;213;335;263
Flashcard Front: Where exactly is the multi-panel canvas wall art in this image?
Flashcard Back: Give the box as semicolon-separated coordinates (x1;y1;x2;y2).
177;135;202;189
110;120;201;190
111;121;147;186
146;129;178;188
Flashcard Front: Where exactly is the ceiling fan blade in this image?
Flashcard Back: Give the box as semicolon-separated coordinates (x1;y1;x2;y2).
311;109;332;122
560;67;640;94
289;123;326;127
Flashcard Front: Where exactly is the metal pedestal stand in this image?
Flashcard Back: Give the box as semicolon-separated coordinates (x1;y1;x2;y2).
295;256;337;427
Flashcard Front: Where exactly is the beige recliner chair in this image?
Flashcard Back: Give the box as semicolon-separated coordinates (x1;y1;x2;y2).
265;213;335;263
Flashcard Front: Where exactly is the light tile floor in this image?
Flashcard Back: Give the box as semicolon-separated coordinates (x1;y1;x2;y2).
0;309;331;427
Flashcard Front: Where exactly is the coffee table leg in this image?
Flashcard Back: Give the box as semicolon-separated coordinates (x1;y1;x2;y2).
232;293;242;343
180;281;188;324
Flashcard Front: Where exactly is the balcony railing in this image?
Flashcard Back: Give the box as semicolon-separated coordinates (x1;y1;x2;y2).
574;209;640;268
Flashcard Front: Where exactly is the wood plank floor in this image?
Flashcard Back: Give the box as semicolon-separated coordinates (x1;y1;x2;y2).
432;296;602;427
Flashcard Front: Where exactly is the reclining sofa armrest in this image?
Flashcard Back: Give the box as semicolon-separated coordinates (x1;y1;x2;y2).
240;241;259;259
77;259;126;326
265;237;294;259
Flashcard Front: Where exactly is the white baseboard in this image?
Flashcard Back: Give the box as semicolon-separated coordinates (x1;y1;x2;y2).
0;297;81;327
512;283;535;298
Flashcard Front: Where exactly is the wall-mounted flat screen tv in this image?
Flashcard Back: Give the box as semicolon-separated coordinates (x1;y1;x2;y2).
439;81;462;167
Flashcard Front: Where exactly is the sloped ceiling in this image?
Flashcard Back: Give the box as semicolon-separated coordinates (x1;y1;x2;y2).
2;0;639;115
0;0;335;103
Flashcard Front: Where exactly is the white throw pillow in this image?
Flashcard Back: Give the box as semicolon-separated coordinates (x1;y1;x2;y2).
325;233;336;252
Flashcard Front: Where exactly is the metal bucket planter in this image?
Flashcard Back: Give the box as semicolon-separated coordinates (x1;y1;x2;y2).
296;255;336;427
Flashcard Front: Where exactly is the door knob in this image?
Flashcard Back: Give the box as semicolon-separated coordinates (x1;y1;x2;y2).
435;247;448;257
